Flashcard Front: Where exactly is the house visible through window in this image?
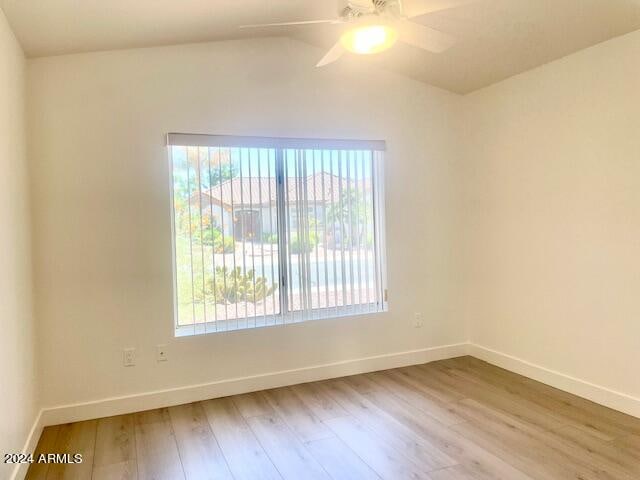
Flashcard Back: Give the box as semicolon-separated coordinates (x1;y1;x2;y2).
168;134;387;335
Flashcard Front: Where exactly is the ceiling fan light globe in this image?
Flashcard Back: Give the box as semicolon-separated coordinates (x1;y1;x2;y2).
340;24;398;55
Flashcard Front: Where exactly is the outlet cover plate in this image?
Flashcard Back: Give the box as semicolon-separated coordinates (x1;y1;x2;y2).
156;344;168;362
123;348;136;367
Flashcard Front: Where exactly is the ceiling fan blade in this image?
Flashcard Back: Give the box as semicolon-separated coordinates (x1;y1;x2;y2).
316;42;345;67
239;19;341;29
402;0;480;18
397;19;456;53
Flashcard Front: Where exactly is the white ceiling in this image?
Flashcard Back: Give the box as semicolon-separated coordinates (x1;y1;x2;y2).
2;0;639;93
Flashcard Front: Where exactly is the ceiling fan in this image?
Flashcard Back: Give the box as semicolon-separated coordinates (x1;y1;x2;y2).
240;0;478;67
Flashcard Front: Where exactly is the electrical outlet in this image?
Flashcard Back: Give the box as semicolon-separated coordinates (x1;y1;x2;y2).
413;312;424;328
156;344;168;362
123;348;136;367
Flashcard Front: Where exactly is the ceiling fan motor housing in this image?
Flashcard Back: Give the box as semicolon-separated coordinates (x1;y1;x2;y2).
342;0;400;19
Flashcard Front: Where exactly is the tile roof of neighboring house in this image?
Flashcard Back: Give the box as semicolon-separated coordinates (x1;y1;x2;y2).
200;172;364;208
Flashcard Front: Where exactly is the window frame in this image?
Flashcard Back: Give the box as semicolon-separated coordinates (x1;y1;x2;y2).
168;134;388;336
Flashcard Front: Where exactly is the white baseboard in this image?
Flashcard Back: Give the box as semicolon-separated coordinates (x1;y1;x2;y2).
468;344;640;419
17;341;640;480
11;410;44;480
40;343;470;426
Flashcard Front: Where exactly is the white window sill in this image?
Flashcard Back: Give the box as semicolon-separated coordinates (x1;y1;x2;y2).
174;303;388;337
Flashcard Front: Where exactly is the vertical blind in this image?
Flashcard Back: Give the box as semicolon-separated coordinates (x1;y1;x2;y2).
168;134;387;335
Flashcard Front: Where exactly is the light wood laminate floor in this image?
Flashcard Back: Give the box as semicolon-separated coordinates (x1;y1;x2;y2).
26;356;640;479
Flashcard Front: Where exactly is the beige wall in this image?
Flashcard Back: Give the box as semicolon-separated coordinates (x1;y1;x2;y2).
461;30;640;399
0;8;37;479
28;37;466;408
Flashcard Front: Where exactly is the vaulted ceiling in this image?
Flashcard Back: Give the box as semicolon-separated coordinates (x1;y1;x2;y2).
2;0;639;93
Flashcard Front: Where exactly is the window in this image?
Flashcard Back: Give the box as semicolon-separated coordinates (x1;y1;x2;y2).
168;134;387;335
